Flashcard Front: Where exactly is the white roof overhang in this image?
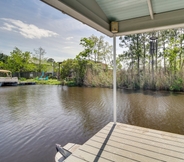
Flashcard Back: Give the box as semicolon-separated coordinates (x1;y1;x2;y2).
41;0;184;37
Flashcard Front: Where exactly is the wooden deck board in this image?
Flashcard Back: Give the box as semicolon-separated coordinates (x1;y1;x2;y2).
107;126;184;146
100;128;184;150
97;129;184;153
64;122;184;162
91;135;184;162
78;144;141;162
67;149;113;162
63;155;87;162
84;140;161;162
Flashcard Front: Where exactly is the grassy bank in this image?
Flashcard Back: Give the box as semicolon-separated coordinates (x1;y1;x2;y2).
23;79;61;85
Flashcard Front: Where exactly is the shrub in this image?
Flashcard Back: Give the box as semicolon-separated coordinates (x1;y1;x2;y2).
169;78;183;91
66;80;77;87
19;77;26;81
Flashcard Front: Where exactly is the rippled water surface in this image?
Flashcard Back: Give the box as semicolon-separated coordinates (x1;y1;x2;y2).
0;85;184;162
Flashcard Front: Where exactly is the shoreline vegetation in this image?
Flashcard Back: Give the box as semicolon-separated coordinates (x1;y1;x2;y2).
1;29;184;91
24;79;61;85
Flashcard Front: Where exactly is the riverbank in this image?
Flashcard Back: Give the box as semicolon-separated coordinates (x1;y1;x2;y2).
21;77;184;92
21;79;85;86
24;79;61;85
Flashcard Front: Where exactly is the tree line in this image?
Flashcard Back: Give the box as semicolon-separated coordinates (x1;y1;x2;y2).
118;28;184;91
0;47;56;78
61;29;184;91
1;29;184;91
60;35;113;86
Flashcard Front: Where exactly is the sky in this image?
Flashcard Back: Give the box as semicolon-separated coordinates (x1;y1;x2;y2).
0;0;122;62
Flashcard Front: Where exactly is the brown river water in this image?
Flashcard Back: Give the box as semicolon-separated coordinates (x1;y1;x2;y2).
0;85;184;162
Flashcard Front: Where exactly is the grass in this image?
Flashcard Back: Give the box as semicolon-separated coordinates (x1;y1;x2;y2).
24;79;61;85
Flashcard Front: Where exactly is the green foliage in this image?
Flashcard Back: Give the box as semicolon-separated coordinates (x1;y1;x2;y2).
0;47;51;78
169;78;183;91
118;28;184;91
0;61;4;69
80;35;112;64
0;53;8;64
33;47;46;72
60;53;90;86
66;80;77;87
3;31;184;91
165;39;180;73
84;61;112;87
47;58;55;63
30;79;61;85
6;47;36;74
59;34;113;87
60;59;76;80
19;77;27;81
80;37;94;59
75;53;89;85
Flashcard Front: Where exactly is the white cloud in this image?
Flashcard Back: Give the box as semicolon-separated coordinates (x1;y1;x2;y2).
63;46;72;49
0;23;16;31
0;18;58;39
66;36;73;40
50;17;88;33
64;41;74;44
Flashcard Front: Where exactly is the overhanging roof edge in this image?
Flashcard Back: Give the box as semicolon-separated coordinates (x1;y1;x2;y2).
117;9;184;36
115;23;184;36
41;0;184;37
41;0;113;37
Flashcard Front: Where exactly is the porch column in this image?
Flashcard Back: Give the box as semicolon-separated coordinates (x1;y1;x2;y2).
113;35;117;124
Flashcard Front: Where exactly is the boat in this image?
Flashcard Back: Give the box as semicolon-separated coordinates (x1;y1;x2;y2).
0;69;18;87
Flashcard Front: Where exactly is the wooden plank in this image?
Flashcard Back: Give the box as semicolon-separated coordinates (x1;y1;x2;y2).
64;155;87;162
115;124;184;142
64;122;184;162
91;135;184;162
63;143;75;150
110;122;184;141
78;144;140;162
103;125;184;148
112;128;184;148
84;140;162;162
99;129;184;153
72;149;113;162
69;144;81;153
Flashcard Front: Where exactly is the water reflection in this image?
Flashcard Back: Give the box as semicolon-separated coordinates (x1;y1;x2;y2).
58;87;112;135
0;86;184;162
117;89;184;134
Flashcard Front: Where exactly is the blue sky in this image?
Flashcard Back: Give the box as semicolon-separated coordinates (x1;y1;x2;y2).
0;0;122;62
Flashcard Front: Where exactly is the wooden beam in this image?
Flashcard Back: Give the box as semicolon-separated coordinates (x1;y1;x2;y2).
117;9;184;36
147;0;154;19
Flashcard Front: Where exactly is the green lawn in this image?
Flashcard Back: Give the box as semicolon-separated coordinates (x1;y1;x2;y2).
25;79;61;85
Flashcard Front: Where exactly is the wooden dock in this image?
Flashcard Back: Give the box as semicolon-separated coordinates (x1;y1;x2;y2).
64;122;184;162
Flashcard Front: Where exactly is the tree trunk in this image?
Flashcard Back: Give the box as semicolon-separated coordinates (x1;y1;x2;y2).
155;40;158;73
163;43;166;74
180;39;182;70
137;34;140;87
143;38;146;74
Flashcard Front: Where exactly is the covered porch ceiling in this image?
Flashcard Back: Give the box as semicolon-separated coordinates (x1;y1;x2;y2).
41;0;184;37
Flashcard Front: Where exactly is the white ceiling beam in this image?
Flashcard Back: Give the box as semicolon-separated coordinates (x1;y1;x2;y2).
117;9;184;36
147;0;154;19
116;23;184;36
